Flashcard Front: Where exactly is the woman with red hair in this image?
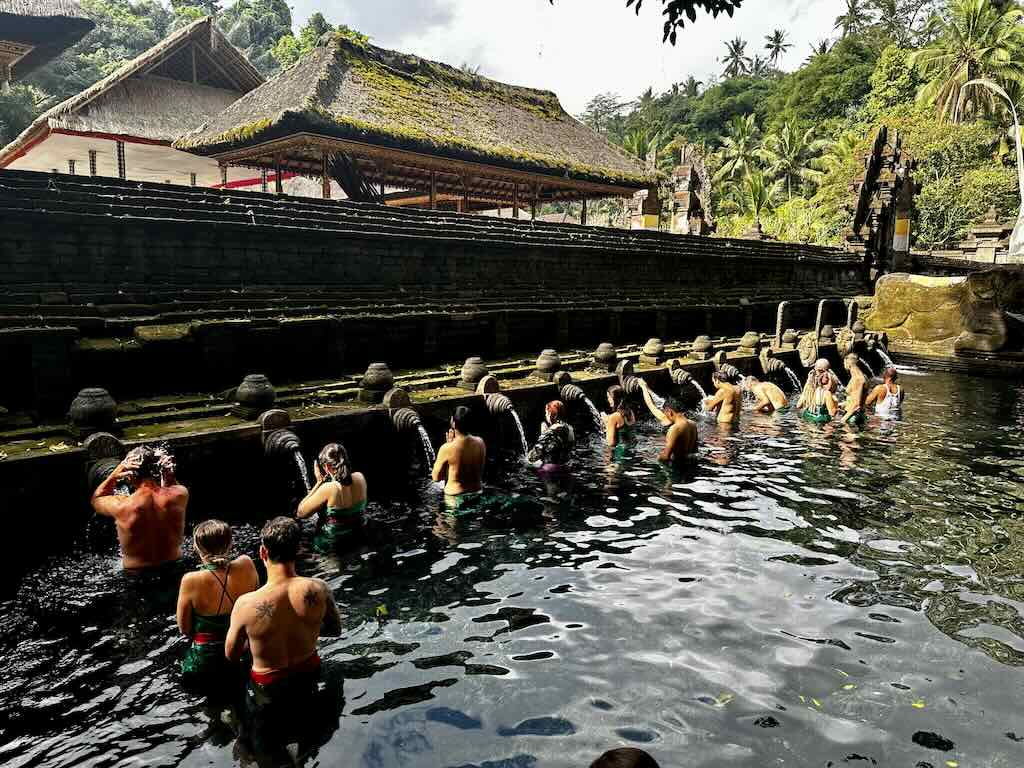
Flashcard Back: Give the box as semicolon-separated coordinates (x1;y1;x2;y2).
527;400;576;471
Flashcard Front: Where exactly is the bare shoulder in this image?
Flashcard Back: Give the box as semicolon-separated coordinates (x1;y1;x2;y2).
298;577;331;607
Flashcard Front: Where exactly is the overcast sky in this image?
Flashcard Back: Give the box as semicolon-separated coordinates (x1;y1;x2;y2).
287;0;847;114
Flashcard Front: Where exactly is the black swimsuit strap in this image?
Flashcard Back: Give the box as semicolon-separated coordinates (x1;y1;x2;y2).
209;562;235;615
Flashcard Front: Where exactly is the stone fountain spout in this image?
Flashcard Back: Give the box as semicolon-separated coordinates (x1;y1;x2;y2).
391;407;422;432
83;432;126;491
260;409;310;492
485;393;514;416
559;384;586;403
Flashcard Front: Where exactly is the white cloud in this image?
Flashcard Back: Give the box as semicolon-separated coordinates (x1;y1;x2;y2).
289;0;847;114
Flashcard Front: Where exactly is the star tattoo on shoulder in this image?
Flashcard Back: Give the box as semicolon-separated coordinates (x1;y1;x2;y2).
304;586;321;608
256;601;275;621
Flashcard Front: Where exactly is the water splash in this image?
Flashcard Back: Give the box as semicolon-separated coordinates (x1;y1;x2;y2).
416;424;436;470
293;450;312;493
510;410;529;455
691;380;709;414
582;396;605;431
878;348;895;369
782;364;802;391
860;359;877;379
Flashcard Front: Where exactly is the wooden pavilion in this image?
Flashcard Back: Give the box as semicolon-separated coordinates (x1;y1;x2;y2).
176;33;658;219
0;0;94;86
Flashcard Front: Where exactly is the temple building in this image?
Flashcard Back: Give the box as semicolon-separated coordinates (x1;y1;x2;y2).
0;0;94;87
0;17;280;189
175;33;657;218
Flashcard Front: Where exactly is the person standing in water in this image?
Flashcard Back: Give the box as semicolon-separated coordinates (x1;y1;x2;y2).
297;443;367;553
177;520;259;690
604;385;636;446
841;353;869;426
432;406;487;500
743;376;789;413
865;366;905;419
637;380;699;464
226;517;342;755
704;371;742;424
91;444;188;570
527;400;575;471
798;369;839;422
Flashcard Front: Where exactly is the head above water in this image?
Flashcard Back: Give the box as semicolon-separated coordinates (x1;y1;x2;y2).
260;516;301;565
545;400;566;425
193;519;232;565
883;366;898;383
589;748;661;768
451;405;473;435
607;385;628;413
743;375;760;390
814;358;830;372
711;371;730;389
661;396;687;420
124;444;176;486
318;442;352;486
844;353;860;372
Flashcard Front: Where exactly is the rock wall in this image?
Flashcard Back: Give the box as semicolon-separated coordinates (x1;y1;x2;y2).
861;269;1024;356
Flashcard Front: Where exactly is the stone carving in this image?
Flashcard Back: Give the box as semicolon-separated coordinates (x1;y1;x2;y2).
737;332;761;356
861;269;1024;356
640;338;666;365
535;349;561;381
592;342;618;372
233;374;275;419
69;387;117;437
690;335;715;361
358;363;394;404
459;357;488;391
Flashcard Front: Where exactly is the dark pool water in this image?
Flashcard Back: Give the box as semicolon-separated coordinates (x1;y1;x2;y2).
3;368;1024;768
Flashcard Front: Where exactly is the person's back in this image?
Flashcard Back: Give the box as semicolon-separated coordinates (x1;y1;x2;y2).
866;367;904;419
843;354;869;424
298;443;367;552
746;377;788;413
706;373;742;424
433;406;486;497
239;576;328;672
665;414;698;464
92;445;187;570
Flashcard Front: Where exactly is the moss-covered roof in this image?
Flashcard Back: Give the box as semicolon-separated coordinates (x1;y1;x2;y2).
176;35;655;189
0;0;95;78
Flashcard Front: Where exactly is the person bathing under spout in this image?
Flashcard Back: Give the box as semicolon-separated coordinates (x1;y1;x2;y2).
433;406;487;511
637;379;698;464
527;400;575;472
866;366;905;419
704;370;742;424
743;375;789;414
91;444;188;570
798;368;839;423
604;384;636;447
177;520;259;691
297;443;368;553
226;517;342;756
842;353;869;427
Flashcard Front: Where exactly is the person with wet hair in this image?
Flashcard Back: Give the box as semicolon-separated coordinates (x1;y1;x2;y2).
590;747;662;768
177;520;259;690
743;375;789;413
841;353;869;426
91;443;188;570
527;400;576;471
297;443;368;553
865;365;905;419
799;368;839;423
704;370;742;425
226;517;342;756
433;405;487;502
604;384;636;447
637;379;699;464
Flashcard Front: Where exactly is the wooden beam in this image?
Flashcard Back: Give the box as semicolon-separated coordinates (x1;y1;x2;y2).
581;195;587;226
512;183;519;218
321;152;330;199
274;154;283;195
429;170;437;209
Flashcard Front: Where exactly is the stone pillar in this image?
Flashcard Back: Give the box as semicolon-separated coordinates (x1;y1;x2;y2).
630;185;661;230
774;301;790;349
892;180;913;272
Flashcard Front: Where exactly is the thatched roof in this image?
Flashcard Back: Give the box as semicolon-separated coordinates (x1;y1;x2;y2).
0;17;262;165
0;0;95;78
176;34;654;189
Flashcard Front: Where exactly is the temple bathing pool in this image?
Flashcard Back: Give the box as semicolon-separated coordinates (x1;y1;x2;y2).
2;368;1024;767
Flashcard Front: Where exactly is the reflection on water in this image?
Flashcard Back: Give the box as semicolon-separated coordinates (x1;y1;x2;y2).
2;370;1024;767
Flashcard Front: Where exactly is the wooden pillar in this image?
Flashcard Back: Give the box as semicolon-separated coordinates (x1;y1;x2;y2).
190;172;197;187
88;150;97;177
321;152;330;199
274;155;283;195
260;168;268;193
461;175;470;214
116;140;126;180
219;164;227;187
429;171;437;210
512;183;520;219
581;196;587;226
67;159;76;175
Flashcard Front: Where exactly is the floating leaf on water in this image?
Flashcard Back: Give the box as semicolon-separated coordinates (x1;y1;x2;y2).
716;692;735;706
799;695;806;703
946;762;958;768
375;604;389;618
912;700;926;709
811;698;822;708
835;668;849;677
842;684;857;690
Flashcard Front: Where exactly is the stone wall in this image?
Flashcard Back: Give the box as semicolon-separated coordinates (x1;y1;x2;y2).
0;170;867;414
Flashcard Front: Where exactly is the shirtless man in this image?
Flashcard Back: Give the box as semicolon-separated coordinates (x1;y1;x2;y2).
842;353;869;426
91;445;188;570
743;376;789;413
638;380;699;464
226;517;342;754
432;406;486;498
704;371;742;425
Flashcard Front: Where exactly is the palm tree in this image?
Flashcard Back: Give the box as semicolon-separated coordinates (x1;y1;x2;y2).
622;127;667;168
713;114;764;182
681;75;703;98
834;0;875;38
806;38;832;64
812;130;861;176
741;171;782;226
911;0;1024;122
762;120;825;199
721;37;751;78
749;55;772;78
764;29;791;66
